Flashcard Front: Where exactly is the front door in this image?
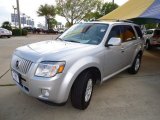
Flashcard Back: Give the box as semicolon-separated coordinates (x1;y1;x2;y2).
103;25;125;79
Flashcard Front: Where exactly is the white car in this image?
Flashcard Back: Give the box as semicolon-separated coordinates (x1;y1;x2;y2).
144;29;160;50
0;28;12;38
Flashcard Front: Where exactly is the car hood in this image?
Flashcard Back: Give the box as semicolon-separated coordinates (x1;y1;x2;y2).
27;40;88;54
15;40;96;62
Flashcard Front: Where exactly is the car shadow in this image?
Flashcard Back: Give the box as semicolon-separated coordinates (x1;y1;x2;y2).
146;47;160;57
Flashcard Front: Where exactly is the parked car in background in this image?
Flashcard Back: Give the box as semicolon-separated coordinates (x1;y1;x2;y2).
23;27;34;33
144;29;160;50
46;29;59;34
11;21;144;110
0;28;12;38
58;29;65;34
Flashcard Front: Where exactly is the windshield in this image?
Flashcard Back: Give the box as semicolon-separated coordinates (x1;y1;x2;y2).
58;23;109;45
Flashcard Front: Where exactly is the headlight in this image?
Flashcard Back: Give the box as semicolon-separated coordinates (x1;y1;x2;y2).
35;61;65;77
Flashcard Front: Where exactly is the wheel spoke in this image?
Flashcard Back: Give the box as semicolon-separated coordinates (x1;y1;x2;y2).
85;79;93;102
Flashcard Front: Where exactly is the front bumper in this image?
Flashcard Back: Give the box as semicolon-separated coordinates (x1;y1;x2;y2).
11;61;68;104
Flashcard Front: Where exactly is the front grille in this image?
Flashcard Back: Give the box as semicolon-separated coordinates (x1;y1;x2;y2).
12;55;33;74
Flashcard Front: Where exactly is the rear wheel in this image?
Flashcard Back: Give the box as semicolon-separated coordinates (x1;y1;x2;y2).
128;54;142;74
71;71;94;110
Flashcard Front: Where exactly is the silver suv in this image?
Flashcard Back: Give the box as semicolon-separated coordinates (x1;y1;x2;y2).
11;21;144;110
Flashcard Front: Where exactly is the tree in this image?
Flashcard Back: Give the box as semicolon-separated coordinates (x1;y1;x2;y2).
83;2;118;21
83;1;103;21
56;0;101;26
101;2;118;16
1;21;12;31
37;4;56;29
49;18;58;28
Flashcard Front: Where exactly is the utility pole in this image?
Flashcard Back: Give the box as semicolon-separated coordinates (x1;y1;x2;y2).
12;5;17;28
22;13;25;27
16;0;21;29
113;0;114;4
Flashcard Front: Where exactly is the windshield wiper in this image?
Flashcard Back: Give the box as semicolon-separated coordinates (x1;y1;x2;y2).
65;40;80;43
56;37;63;41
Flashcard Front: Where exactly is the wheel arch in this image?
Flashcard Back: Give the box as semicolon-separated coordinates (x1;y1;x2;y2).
56;57;102;103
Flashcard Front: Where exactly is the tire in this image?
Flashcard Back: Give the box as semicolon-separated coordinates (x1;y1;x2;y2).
7;36;11;38
145;40;151;50
128;54;142;74
71;71;94;110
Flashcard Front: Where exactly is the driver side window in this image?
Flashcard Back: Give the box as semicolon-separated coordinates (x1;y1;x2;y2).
107;26;121;42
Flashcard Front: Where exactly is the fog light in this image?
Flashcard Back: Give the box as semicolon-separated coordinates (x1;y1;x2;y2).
41;89;49;97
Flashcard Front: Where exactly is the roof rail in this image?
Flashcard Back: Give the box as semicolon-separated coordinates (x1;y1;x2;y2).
98;19;134;23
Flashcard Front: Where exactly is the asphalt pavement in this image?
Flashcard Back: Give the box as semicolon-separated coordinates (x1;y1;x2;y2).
0;35;160;120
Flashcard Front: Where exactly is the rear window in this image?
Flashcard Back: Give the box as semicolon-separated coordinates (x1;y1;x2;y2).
134;26;143;38
154;30;160;36
146;30;153;34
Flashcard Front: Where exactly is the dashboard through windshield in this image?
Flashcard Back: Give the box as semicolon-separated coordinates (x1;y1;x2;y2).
58;23;109;45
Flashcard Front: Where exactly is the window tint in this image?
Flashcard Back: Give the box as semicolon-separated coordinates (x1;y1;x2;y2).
59;23;109;45
154;30;160;36
107;26;121;41
120;25;136;42
134;26;143;38
146;30;153;34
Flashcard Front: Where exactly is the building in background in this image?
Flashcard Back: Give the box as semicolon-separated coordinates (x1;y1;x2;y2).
11;13;34;28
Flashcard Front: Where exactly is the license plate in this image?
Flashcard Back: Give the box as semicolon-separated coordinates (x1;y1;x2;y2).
12;71;19;83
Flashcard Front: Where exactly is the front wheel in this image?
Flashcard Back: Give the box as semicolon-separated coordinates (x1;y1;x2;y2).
71;71;94;110
128;54;142;74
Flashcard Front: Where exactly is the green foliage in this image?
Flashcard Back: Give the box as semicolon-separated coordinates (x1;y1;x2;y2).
145;24;160;29
56;0;101;26
12;29;28;36
22;29;28;36
84;2;119;21
37;4;56;29
49;18;58;28
12;29;22;36
1;21;12;31
101;2;118;16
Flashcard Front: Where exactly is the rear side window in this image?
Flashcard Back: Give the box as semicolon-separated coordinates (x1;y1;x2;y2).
120;25;136;42
154;30;160;36
134;26;143;38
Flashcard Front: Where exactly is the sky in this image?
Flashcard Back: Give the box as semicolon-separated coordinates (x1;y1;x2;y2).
0;0;128;27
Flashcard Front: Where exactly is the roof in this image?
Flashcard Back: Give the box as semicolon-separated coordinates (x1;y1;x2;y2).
99;0;160;24
83;20;138;25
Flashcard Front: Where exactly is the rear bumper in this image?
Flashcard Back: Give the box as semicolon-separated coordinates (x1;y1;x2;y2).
150;41;160;46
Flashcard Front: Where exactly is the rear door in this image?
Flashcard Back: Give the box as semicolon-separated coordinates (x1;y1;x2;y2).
119;25;138;66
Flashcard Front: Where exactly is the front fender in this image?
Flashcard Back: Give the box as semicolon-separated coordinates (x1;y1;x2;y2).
57;56;102;102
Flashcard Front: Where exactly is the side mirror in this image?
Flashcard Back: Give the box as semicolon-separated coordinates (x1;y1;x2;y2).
106;37;121;47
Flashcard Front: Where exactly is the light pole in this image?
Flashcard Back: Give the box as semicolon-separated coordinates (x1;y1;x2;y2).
12;5;17;28
22;13;25;27
27;16;30;26
16;0;21;29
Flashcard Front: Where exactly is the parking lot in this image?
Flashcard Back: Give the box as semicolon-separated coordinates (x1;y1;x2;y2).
0;35;160;120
